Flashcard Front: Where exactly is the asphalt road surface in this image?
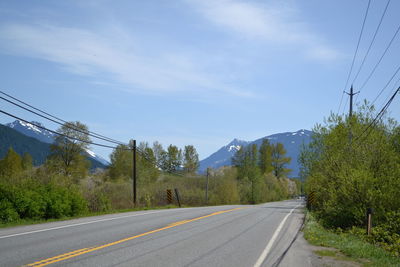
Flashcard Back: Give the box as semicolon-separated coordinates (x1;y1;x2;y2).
0;200;305;267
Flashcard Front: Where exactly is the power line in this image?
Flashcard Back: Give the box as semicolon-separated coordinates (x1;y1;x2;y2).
0;109;120;150
358;23;400;93
351;0;391;86
0;90;127;146
0;91;191;177
370;63;400;106
337;92;345;115
353;86;399;144
339;0;371;113
0;95;128;146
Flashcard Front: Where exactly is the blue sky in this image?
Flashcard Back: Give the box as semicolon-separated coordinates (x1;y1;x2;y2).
0;0;399;160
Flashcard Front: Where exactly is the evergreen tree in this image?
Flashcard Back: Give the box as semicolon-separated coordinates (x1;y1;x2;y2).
271;143;291;178
183;145;199;173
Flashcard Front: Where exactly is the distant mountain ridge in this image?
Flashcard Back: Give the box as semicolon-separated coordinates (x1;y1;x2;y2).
2;120;109;167
199;129;313;177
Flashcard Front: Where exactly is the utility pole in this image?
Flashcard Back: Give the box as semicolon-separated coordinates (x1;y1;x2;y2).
205;168;210;204
345;85;359;143
132;139;137;206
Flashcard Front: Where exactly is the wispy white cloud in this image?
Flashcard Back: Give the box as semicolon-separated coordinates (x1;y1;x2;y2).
0;23;253;98
187;0;342;62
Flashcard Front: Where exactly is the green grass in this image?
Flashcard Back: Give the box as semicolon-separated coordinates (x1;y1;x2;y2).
0;204;182;229
304;212;400;267
314;249;337;257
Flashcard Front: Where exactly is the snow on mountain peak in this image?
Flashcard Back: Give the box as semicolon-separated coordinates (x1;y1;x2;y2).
228;145;241;152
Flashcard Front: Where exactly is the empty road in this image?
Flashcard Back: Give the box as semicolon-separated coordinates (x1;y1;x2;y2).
0;200;304;267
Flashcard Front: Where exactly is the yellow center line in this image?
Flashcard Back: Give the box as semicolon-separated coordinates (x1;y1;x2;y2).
25;207;244;267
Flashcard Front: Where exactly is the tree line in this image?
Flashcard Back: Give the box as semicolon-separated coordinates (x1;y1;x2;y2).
0;121;300;224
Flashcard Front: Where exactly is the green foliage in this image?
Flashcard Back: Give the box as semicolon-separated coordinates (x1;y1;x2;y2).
0;178;87;223
108;142;159;185
0;199;20;223
271;143;291;178
304;212;400;266
369;211;400;257
109;144;131;180
232;142;295;204
183;145;199;174
301;102;400;255
162;145;182;172
0;147;23;179
22;152;33;170
49;121;91;179
259;139;273;174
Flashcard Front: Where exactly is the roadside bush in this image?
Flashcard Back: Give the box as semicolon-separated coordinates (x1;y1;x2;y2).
0;179;88;222
369;211;400;257
0;199;19;223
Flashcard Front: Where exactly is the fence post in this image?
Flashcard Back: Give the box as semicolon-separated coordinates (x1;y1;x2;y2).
366;208;373;235
174;188;181;208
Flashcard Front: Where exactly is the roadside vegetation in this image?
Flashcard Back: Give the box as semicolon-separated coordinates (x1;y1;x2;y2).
300;102;400;258
0;121;300;225
304;213;400;266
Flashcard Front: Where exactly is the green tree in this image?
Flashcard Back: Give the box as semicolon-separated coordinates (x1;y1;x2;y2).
109;144;131;180
0;147;23;179
137;141;159;184
232;144;262;203
152;141;165;167
183;145;199;173
258;139;273;174
163;145;182;172
21;152;33;171
271;143;291;178
49;121;91;179
301;102;400;229
109;141;159;184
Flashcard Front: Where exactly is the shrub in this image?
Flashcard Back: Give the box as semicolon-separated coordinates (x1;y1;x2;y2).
0;199;19;223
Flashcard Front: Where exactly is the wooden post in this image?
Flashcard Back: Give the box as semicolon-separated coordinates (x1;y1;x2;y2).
367;208;373;235
174;188;181;208
205;168;210;204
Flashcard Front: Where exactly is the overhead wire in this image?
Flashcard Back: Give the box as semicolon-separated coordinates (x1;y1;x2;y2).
353;86;399;144
351;0;391;87
357;23;400;93
0;109;120;149
0;95;129;147
0;92;186;176
0;90;127;146
370;63;400;106
338;0;371;114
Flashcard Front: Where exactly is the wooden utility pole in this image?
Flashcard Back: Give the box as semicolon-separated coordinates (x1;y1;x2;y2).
205;168;210;204
132;139;137;206
345;85;359;143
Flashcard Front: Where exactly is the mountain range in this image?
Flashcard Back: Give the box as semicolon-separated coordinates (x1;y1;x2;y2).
1;120;109;168
199;129;313;177
1;120;312;176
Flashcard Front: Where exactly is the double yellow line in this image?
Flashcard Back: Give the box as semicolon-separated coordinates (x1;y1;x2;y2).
26;207;243;267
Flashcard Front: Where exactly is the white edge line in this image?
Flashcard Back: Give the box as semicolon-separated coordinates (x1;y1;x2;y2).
253;203;301;267
0;209;185;239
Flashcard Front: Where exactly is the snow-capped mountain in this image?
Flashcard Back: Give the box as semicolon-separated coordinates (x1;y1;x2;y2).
5;120;110;166
199;129;313;177
6;120;55;144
